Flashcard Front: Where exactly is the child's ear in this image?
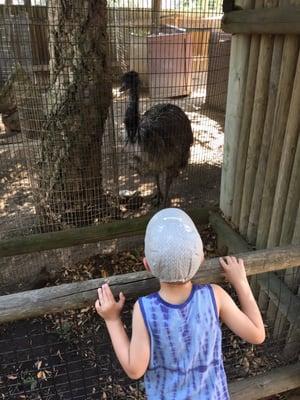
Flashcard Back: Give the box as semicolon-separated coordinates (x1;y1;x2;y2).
143;257;151;272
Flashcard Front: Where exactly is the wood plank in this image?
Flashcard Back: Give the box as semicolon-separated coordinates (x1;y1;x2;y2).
220;0;253;218
231;32;261;227
209;211;258;298
256;35;299;249
248;34;284;243
222;7;300;35
239;29;273;236
268;50;300;247
209;212;252;253
151;0;161;29
210;209;264;302
283;211;300;356
257;273;300;325
0;208;211;259
0;245;299;322
229;362;300;400
284;285;300;358
280;137;300;245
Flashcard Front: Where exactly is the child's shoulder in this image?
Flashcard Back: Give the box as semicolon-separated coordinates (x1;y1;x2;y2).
194;283;217;296
137;292;158;308
209;284;228;316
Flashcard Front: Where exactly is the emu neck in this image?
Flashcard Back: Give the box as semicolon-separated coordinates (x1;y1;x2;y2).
125;87;140;143
128;88;139;114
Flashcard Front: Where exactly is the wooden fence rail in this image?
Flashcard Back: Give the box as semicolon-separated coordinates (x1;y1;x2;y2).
229;362;300;400
0;244;299;323
0;208;211;259
222;7;300;35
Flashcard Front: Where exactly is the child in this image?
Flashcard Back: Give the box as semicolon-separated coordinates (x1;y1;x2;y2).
95;208;265;399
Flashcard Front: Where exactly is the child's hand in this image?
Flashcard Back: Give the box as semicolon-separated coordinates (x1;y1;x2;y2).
95;283;126;322
219;256;247;287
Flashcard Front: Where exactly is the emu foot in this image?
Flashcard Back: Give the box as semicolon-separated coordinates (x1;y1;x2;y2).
150;191;163;208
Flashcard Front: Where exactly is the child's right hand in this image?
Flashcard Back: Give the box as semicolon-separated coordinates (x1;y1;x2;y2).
95;284;126;322
219;256;248;287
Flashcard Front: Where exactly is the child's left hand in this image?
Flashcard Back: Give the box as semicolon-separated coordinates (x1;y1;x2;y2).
95;283;126;322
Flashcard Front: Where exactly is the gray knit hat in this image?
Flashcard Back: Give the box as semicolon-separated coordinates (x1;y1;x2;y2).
144;208;204;282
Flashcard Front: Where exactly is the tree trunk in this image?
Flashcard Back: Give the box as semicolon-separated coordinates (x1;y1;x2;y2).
37;0;112;228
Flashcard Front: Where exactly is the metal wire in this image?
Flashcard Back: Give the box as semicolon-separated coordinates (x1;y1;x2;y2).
0;271;299;400
0;0;228;239
2;2;298;399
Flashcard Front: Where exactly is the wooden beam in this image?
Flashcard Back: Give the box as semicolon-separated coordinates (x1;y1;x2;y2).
268;51;300;247
280;136;300;245
231;31;260;227
248;33;284;244
0;208;211;259
229;362;300;400
209;211;257;298
258;272;300;325
256;35;299;249
220;0;253;219
209;212;252;254
151;0;161;30
222;7;300;35
0;245;299;322
239;26;273;236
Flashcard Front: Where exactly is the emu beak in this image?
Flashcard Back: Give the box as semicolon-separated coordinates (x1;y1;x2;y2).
119;85;126;92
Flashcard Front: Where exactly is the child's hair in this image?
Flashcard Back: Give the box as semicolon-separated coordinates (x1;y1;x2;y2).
144;208;204;283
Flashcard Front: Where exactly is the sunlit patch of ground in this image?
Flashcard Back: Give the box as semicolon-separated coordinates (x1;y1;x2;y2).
0;77;224;238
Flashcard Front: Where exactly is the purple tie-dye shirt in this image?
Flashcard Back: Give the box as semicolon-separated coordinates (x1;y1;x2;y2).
138;284;229;399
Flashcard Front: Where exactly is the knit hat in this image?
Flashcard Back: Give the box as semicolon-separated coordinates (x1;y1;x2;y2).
144;208;204;282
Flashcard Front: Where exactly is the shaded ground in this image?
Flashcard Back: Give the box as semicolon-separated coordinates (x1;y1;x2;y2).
0;82;224;239
0;227;296;400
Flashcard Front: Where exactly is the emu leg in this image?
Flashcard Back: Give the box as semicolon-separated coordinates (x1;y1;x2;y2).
155;174;163;201
163;172;173;208
150;174;163;206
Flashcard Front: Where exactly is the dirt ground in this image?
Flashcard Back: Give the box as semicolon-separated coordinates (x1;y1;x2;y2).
0;78;224;240
0;226;297;400
0;100;296;400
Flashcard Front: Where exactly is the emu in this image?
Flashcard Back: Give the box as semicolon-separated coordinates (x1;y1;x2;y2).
120;71;193;207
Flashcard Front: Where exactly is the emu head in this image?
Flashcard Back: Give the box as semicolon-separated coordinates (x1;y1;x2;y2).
120;70;140;93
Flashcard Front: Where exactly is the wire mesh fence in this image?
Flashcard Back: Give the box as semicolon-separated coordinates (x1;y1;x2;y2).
0;0;229;240
0;268;299;400
1;2;299;399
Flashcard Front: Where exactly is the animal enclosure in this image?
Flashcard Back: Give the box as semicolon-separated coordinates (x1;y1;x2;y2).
0;0;300;399
0;0;229;238
0;0;229;290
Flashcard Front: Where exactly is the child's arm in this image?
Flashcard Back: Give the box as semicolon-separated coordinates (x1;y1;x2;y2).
212;256;265;344
95;284;150;379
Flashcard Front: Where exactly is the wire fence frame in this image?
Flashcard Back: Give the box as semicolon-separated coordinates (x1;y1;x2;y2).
0;2;299;399
0;0;229;239
0;245;299;399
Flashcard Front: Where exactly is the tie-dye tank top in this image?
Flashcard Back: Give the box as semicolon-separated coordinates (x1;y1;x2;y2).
138;284;229;399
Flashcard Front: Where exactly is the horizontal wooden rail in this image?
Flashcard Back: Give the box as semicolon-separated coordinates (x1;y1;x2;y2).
229;362;300;400
222;7;300;35
0;245;299;323
0;208;211;259
209;212;252;253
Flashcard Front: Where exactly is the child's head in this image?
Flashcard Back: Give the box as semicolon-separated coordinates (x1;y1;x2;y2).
144;208;204;283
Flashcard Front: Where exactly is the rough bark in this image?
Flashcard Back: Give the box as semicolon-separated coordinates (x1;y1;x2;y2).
0;67;24;133
37;0;112;228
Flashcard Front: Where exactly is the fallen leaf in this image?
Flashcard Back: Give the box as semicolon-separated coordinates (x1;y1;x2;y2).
7;374;17;380
37;371;47;380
